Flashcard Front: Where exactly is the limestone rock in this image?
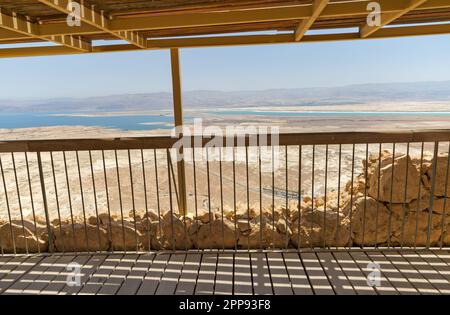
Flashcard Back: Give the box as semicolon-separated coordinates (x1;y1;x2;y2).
425;155;450;197
291;207;350;247
368;154;420;203
348;197;402;246
392;211;446;247
106;221;141;251
53;223;109;252
0;222;48;253
239;222;289;249
153;212;192;250
194;219;237;249
408;191;450;214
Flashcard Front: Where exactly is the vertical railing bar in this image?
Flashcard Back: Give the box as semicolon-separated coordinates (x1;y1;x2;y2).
166;149;176;251
387;143;396;249
89;151;102;253
192;147;199;249
400;143;411;248
414;143;425;249
323;144;329;249
37;152;53;253
141;149;151;251
311;144;315;249
205;147;212;251
101;150;113;252
11;152;28;254
258;145;263;250
114;150;126;254
76;150;90;253
0;154;16;254
427;141;439;249
25;152;40;253
219;148;225;251
335;144;342;250
167;151;181;213
246;146;250;251
271;145;275;250
439;142;450;249
153;149;162;243
50;152;64;253
361;143;369;249
348;144;355;249
297;145;302;251
63;151;76;253
127;149;139;252
181;150;188;252
375;143;382;247
232;147;237;251
285;145;289;250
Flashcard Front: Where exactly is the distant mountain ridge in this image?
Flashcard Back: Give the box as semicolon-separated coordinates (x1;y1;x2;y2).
1;80;450;113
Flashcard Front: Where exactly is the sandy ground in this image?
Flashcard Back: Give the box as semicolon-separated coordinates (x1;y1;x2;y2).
0;110;449;222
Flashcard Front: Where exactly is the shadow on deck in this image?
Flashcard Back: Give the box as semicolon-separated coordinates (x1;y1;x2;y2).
1;250;450;295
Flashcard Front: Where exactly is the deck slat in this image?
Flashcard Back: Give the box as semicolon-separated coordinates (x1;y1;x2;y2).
155;254;185;295
383;251;440;295
346;251;378;295
195;253;218;295
175;253;201;295
400;251;450;294
365;251;418;295
117;254;155;295
0;255;43;294
300;252;334;295
316;252;356;295
137;253;169;295
78;254;123;295
233;253;253;295
96;254;136;295
283;253;313;295
250;253;272;295
214;253;234;295
266;252;293;295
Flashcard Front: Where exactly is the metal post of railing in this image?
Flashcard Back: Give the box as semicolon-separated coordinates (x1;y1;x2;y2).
427;142;439;248
37;151;53;252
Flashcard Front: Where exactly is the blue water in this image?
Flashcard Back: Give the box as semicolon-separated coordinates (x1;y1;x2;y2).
214;110;450;117
0;112;175;131
1;110;450;131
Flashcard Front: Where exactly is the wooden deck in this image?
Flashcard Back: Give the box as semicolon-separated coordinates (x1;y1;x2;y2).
0;250;450;295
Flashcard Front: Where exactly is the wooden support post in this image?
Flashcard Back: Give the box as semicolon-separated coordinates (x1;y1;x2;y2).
170;48;188;216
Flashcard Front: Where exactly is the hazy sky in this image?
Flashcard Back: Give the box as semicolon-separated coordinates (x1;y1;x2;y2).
2;34;450;100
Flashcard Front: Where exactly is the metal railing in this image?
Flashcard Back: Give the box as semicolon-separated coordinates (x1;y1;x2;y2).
1;130;450;255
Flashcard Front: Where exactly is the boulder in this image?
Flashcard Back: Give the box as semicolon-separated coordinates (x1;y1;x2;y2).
106;221;141;251
408;191;450;214
0;222;48;253
391;210;446;247
368;154;420;203
291;207;350;248
194;219;237;249
53;223;109;252
425;155;450;197
152;212;192;250
347;197;402;246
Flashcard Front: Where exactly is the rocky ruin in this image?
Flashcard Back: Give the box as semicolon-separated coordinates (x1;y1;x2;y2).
1;150;450;253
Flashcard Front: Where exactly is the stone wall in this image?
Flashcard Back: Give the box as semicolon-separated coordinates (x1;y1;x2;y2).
1;151;449;253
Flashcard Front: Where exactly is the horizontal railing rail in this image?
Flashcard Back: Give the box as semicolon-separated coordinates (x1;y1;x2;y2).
1;129;450;152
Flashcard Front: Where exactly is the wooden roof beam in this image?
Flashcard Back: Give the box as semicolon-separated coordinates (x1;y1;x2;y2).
360;0;429;38
3;22;450;59
294;0;329;41
0;8;91;51
38;0;146;48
